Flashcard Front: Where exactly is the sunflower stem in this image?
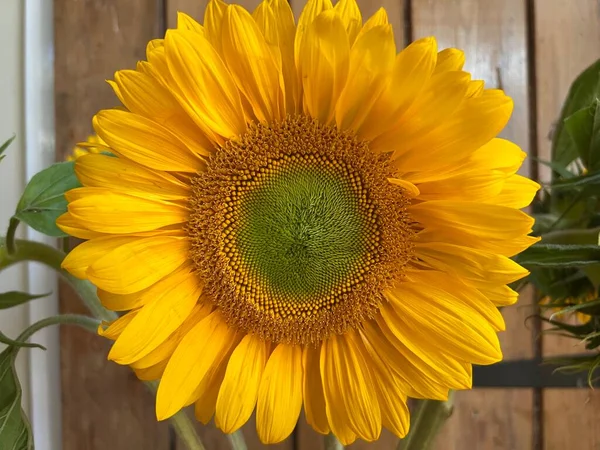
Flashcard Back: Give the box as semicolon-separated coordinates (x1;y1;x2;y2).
6;217;19;255
324;433;344;450
397;392;455;450
227;430;248;450
1;238;207;450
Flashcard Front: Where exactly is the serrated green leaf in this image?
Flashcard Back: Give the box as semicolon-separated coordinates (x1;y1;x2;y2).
0;347;34;450
0;135;16;158
516;243;600;267
552;58;600;171
0;292;49;310
13;161;81;237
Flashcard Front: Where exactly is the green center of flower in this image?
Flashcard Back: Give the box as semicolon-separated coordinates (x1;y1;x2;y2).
233;155;377;303
188;116;413;344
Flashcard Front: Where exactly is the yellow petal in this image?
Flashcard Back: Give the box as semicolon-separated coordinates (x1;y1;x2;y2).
321;332;381;443
256;344;303;444
67;189;188;234
75;153;191;201
156;311;236;420
113;69;212;157
98;288;148;311
194;361;229;423
93;109;204;172
299;10;350;124
358;37;437;141
434;48;465;73
335;24;395;132
253;0;298;113
373;70;471;154
165;29;246;142
467;80;485;97
87;236;189;294
134;359;168;381
130;303;212;369
302;345;329;435
221;5;284;123
387;178;420;198
62;236;138;279
386;282;502;365
360;7;388;33
470;138;527;174
216;334;269;433
469;280;520;306
177;12;204;34
415;242;529;284
408;270;505;331
108;269;202;364
411;200;535;244
486;174;540;209
402;138;526;185
417;169;506;203
333;0;362;45
392;91;514;172
97;310;139;340
356;331;409;438
56;212;107;240
362;319;451;399
294;0;333;66
204;0;227;53
376;307;473;390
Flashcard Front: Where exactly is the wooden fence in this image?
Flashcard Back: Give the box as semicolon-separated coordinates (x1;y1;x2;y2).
54;0;600;448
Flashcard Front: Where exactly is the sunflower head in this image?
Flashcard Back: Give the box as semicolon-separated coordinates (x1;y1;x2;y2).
59;0;538;445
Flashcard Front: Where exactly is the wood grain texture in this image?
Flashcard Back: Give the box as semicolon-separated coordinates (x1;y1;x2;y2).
55;0;169;448
167;0;262;28
59;281;172;450
533;2;600;449
411;1;535;449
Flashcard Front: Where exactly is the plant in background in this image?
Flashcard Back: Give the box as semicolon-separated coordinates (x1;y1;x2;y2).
515;59;600;385
13;0;600;449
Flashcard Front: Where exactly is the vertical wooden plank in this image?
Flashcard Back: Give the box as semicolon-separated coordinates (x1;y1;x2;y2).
411;1;535;449
54;1;171;449
533;2;600;449
289;0;405;448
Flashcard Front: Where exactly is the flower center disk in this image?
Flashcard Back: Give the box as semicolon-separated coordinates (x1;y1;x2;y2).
188;116;414;344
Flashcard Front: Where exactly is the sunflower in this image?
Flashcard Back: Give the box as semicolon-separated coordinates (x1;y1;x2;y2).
66;134;109;161
59;0;539;444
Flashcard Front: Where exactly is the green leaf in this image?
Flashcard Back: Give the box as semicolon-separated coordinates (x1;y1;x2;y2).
0;314;100;450
563;102;600;170
0;292;49;310
0;346;34;450
515;243;600;267
13;161;81;237
0;135;16;158
551;170;600;190
552;58;600;171
531;156;575;179
0;331;45;350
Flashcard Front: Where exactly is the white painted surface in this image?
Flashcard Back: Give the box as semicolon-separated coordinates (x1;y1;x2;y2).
24;0;62;449
0;1;61;449
0;0;31;418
